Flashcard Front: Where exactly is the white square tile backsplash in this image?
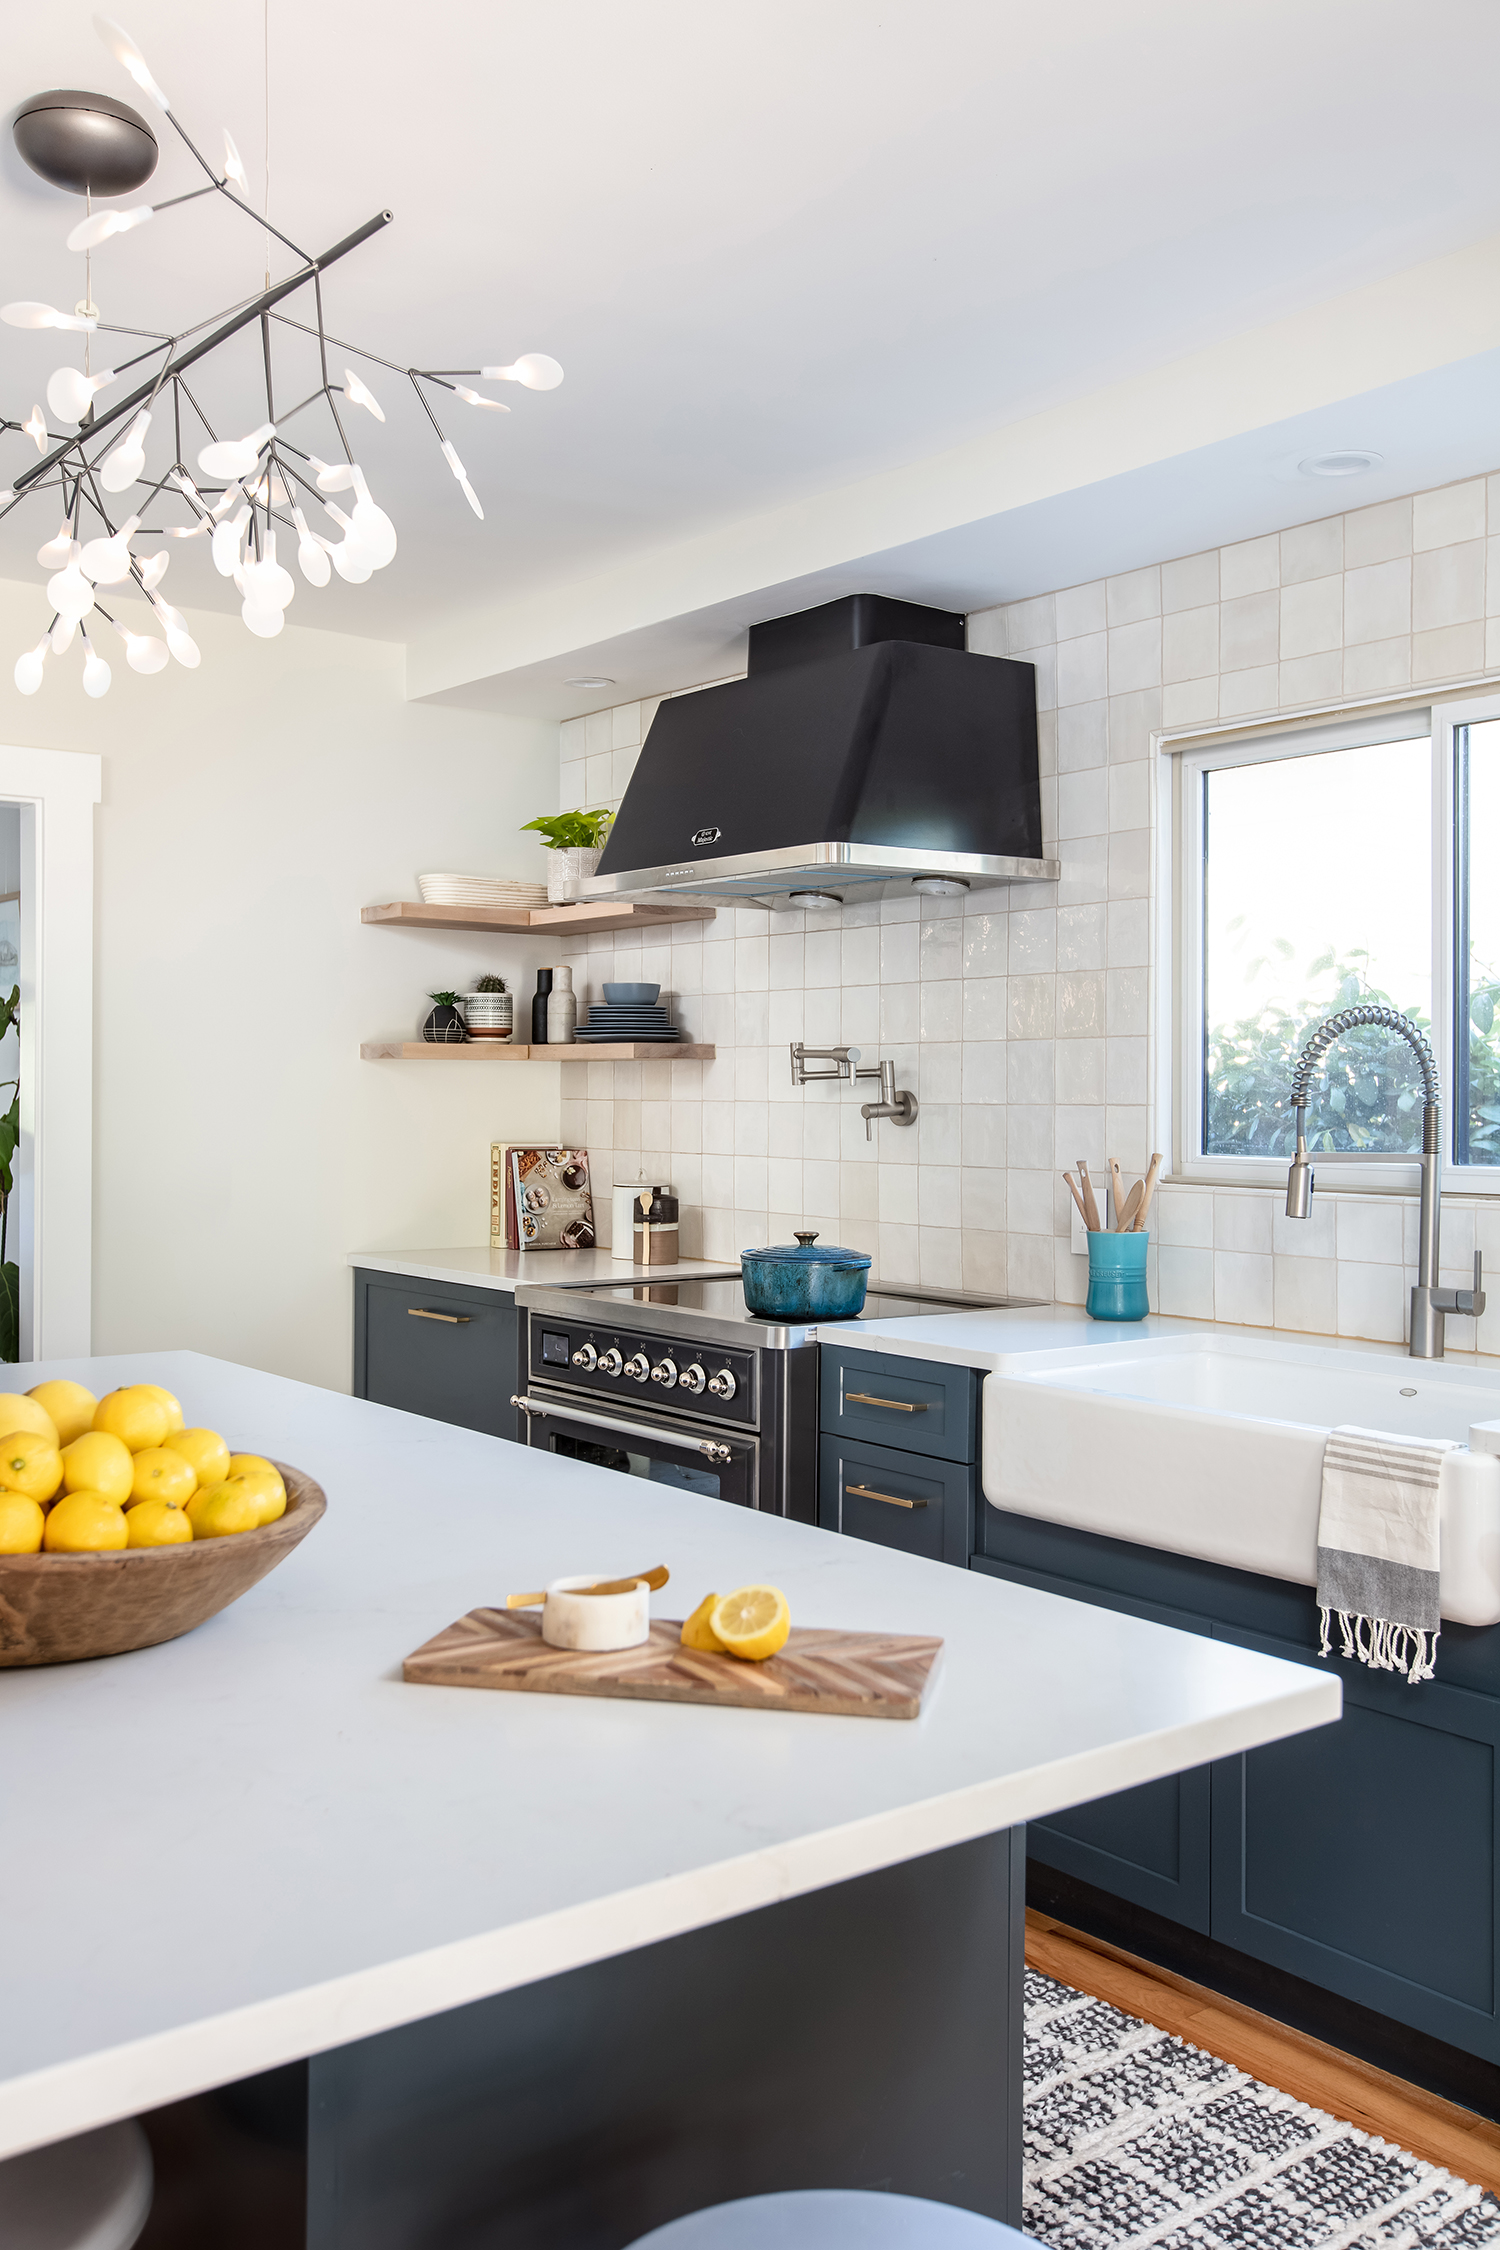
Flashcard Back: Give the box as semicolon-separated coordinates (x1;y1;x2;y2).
555;470;1500;1352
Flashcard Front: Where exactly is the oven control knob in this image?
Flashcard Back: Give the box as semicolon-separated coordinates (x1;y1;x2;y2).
597;1347;623;1377
571;1342;597;1371
623;1352;651;1383
650;1358;679;1389
679;1363;707;1395
707;1367;737;1401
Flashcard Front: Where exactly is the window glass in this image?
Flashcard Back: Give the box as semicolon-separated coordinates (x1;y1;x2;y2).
1456;718;1500;1164
1202;736;1431;1157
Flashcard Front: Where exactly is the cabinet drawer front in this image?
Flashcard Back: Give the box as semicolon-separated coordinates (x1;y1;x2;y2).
819;1346;977;1463
355;1274;520;1443
819;1434;972;1566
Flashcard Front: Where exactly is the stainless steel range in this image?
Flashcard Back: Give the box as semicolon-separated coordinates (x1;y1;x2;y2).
512;1275;1038;1523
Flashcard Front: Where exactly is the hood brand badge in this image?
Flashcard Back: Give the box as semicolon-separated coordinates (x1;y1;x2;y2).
691;826;721;847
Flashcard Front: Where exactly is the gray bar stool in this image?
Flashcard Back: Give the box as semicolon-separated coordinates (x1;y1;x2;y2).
626;2191;1034;2249
0;2121;153;2250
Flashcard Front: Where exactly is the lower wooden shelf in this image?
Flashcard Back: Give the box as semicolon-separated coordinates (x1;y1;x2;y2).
361;1042;715;1062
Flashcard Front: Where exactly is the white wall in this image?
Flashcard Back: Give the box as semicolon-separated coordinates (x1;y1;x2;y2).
553;469;1500;1355
0;577;561;1391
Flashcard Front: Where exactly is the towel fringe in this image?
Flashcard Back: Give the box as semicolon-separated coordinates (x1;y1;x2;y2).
1320;1605;1437;1685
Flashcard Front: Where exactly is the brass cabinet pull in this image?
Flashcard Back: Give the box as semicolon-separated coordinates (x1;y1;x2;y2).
845;1482;930;1511
408;1308;471;1324
845;1391;927;1412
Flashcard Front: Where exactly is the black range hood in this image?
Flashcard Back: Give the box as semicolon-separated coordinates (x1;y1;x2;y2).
583;594;1060;909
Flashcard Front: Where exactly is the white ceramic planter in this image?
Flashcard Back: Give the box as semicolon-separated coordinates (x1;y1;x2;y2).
541;1573;651;1651
547;846;602;904
462;991;514;1039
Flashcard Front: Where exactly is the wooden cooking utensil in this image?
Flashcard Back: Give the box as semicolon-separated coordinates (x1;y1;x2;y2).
1116;1179;1144;1232
1108;1158;1127;1228
1076;1160;1102;1233
1133;1154;1164;1231
506;1564;670;1610
1062;1171;1090;1227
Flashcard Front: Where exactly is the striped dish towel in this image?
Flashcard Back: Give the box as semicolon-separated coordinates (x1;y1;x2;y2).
1317;1425;1459;1684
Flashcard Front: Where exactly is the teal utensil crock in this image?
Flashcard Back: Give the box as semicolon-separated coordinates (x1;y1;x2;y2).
1086;1229;1149;1320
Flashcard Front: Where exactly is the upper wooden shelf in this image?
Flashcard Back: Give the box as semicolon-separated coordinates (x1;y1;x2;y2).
362;900;716;938
361;1042;715;1062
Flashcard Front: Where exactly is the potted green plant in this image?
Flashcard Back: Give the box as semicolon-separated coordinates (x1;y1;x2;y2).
462;972;513;1041
422;990;469;1044
521;808;613;903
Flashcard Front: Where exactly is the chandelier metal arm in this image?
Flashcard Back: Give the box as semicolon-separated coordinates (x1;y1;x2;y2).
13;211;393;499
159;106;314;268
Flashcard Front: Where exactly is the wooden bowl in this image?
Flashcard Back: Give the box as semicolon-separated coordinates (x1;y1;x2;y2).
0;1460;326;1668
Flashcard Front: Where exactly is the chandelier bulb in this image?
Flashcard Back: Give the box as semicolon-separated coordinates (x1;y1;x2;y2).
79;514;141;585
100;408;151;495
13;637;48;696
36;520;74;571
118;622;169;675
23;405;47;454
48;547;96;625
66;206;154;255
455;385;511;414
240;600;285;638
80;631;113;699
50;614;77;656
291;507;332;588
341;369;385;423
48;365;118;424
439;439;484;520
94;14;172;112
211;504;250;578
221;129;249;192
2;301;97;334
197;423;275;482
152;599;201;669
309;455;356;494
138;550;169;591
480;354;564;391
242;528;296;613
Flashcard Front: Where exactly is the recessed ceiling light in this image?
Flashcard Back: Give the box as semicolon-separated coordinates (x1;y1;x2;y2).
1298;450;1383;479
566;675;615;687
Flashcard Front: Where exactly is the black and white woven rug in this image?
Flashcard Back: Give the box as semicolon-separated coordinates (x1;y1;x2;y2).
1025;1970;1500;2249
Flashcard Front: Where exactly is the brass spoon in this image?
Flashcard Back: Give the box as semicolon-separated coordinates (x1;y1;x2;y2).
506;1563;670;1609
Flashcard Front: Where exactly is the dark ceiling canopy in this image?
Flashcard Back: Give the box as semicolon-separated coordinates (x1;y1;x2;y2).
13;89;158;198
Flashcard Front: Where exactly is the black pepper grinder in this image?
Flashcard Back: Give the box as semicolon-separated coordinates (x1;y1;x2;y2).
531;967;554;1048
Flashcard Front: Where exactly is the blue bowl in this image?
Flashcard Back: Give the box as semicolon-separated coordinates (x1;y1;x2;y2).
741;1241;872;1320
603;983;660;1004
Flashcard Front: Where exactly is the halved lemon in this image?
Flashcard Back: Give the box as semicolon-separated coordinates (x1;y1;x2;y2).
709;1584;791;1662
680;1593;726;1653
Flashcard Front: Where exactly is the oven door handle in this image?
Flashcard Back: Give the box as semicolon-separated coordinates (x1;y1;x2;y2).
511;1394;735;1465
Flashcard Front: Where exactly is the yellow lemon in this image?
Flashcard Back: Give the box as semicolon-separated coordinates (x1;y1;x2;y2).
60;1431;134;1507
126;1497;193;1547
92;1387;171;1454
44;1491;128;1552
0;1432;62;1504
709;1584;791;1662
27;1380;96;1447
0;1491;44;1553
225;1457;285;1525
186;1481;262;1539
226;1453;284;1499
680;1593;727;1653
137;1383;184;1435
0;1393;59;1448
128;1447;197;1509
164;1428;229;1491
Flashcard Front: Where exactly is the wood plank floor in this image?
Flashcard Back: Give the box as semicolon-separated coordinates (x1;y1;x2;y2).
1027;1910;1500;2196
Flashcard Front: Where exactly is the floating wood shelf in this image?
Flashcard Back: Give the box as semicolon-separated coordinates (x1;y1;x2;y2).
362;900;715;938
360;1042;715;1062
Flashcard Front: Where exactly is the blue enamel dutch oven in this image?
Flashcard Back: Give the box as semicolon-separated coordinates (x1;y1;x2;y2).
741;1232;872;1320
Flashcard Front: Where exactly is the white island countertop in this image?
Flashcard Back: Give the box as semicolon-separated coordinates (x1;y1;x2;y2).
349;1245;740;1295
0;1350;1339;2160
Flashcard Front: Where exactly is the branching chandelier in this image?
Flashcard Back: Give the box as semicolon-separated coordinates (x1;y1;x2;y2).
1;16;563;698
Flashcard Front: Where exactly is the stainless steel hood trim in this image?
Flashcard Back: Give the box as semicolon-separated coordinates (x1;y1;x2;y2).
582;839;1061;906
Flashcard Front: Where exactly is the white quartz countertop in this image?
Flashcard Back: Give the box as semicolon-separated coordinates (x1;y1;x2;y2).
0;1350;1339;2159
349;1246;740;1295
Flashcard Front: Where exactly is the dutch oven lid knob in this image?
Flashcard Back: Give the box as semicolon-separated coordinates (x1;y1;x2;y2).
794;1231;818;1246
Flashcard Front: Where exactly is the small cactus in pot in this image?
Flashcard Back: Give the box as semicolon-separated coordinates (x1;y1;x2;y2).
462;972;514;1041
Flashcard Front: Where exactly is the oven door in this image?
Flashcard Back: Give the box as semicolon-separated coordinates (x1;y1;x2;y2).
512;1389;760;1510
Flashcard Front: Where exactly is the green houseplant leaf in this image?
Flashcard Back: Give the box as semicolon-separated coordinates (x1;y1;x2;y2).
521;809;614;851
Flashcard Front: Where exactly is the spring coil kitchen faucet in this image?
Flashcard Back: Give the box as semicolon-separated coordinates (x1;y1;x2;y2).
1284;1005;1483;1358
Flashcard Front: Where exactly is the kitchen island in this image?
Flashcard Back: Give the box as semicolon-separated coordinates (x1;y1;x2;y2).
0;1350;1340;2245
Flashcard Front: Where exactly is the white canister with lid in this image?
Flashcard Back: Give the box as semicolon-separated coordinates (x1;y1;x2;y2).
546;963;577;1044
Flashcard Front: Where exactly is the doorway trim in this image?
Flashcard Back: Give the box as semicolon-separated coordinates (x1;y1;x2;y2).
0;745;101;1358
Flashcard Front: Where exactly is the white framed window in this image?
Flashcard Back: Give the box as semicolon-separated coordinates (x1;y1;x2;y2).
1166;691;1500;1194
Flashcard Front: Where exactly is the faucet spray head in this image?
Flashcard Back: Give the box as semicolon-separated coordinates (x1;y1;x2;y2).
1286;1107;1313;1218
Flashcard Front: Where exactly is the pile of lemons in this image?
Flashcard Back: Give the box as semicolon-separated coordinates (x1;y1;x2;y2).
0;1379;288;1556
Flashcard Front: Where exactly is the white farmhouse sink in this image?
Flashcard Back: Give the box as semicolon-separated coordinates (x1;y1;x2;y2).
983;1331;1500;1626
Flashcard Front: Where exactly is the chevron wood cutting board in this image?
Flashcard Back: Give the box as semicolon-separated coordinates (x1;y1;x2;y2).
402;1610;944;1719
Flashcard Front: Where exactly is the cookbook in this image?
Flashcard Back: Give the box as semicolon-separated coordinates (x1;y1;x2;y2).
510;1147;596;1250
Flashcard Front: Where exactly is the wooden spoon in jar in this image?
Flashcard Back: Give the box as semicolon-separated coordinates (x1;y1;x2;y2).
506;1564;670;1609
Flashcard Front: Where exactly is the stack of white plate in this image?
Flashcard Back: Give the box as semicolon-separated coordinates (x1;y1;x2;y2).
418;873;550;909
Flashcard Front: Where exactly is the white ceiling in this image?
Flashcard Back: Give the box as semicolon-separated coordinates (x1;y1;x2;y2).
2;0;1499;702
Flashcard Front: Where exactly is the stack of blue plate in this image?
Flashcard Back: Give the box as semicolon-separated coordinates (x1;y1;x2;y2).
576;981;682;1044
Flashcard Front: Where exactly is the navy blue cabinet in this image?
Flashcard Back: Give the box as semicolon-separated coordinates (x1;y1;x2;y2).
353;1270;522;1443
818;1346;978;1565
